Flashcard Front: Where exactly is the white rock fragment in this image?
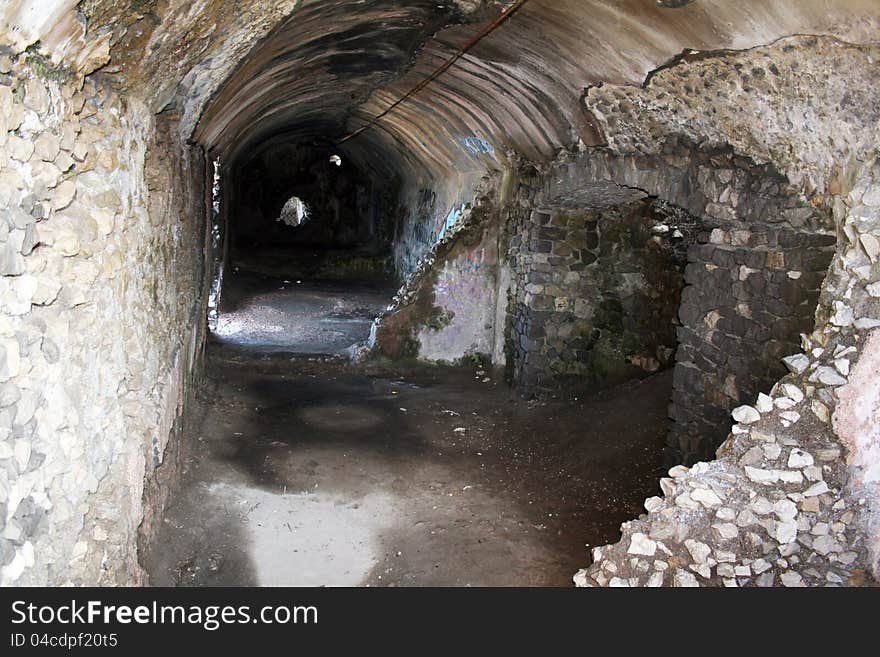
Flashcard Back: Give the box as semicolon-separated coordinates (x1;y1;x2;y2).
812;535;842;555
751;497;773;515
752;559;772;574
780;384;804;403
668;465;689;479
781;571;805;587
691;563;711;579
773;499;798;521
782;354;810;374
675;491;699;510
627;532;657;556
673;569;700;587
826;572;844;584
775;520;798;544
859;234;880;262
811;400;830;423
811;522;830;536
756;393;773;413
777;470;804;484
732;405;760;424
864;187;880;206
715;550;736;563
780;411;801;424
756;573;775;587
690;487;723;507
812;367;847;386
711;523;739;540
1;542;34;582
830;302;854;326
803;466;823;482
573;569;590;587
803;481;830;497
716;507;736;522
787;449;814;469
745;466;778;484
685;540;711;564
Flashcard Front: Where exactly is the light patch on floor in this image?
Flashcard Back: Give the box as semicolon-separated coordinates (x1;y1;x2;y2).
208;482;396;586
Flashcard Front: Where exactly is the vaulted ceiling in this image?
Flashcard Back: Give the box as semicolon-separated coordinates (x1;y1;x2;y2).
3;0;879;181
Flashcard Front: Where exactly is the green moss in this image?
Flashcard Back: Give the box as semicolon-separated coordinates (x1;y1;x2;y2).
454;352;490;367
24;44;73;82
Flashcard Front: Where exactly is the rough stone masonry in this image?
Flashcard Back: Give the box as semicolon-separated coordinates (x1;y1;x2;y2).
0;1;879;587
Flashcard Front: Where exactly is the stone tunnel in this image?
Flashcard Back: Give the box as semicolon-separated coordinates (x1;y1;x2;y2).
1;0;879;587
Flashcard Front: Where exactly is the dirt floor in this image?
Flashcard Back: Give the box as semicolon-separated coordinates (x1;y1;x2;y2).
142;269;672;587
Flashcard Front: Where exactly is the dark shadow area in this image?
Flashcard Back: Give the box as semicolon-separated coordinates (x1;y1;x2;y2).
229;141;398;283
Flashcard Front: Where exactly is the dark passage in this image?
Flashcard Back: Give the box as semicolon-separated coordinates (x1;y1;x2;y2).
145;132;675;586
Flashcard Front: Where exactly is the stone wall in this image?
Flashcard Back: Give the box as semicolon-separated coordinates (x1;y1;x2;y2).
672;223;834;464
506;198;695;398
577;163;880;587
504;139;834;463
574;36;880;586
0;56;206;585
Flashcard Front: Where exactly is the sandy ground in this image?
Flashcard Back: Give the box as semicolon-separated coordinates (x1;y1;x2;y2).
142;271;670;586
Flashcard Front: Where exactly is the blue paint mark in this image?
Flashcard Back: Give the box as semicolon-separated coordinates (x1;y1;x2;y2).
461;136;494;156
438;205;465;241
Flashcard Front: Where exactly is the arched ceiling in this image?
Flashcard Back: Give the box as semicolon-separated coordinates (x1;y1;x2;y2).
3;0;880;183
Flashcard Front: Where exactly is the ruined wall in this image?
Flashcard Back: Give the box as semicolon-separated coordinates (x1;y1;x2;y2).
575;37;880;586
510;138;833;462
412;214;500;363
506;198;694;398
370;179;506;364
578;167;880;587
0;57;205;585
673;223;834;464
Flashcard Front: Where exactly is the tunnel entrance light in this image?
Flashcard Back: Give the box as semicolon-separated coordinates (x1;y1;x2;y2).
277;195;310;227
